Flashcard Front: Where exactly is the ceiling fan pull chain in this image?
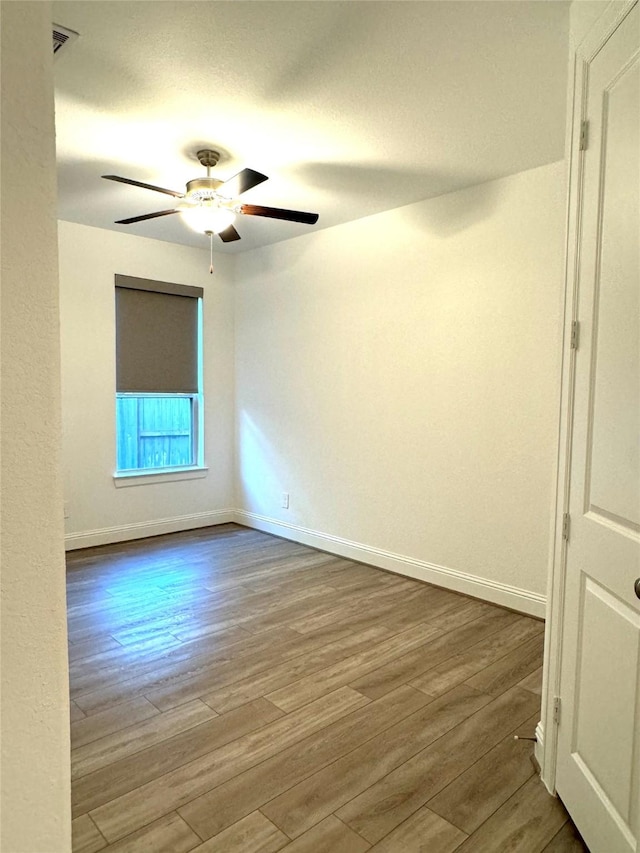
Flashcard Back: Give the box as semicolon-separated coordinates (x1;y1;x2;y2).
207;230;214;274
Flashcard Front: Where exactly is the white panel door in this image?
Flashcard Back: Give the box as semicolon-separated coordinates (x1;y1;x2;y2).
555;4;640;853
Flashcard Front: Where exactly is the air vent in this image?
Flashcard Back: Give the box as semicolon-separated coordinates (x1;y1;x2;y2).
53;24;78;56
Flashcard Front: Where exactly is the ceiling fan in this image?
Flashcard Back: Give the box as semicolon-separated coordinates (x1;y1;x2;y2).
102;148;319;269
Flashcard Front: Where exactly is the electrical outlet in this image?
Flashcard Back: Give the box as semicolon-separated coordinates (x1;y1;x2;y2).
281;492;290;509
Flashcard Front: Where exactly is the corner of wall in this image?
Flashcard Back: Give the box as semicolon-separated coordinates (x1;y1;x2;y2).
1;1;71;849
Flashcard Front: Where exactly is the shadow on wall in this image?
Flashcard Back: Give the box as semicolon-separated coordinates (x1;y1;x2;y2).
239;162;506;277
293;160;491;225
409;176;504;237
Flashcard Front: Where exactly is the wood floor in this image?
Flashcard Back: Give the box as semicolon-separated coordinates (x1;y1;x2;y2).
67;524;588;853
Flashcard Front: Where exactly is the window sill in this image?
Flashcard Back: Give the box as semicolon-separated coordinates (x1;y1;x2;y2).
113;466;208;488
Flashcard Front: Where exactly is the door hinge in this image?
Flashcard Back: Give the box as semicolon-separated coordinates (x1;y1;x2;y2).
570;320;580;350
562;513;570;541
553;696;561;725
579;120;589;151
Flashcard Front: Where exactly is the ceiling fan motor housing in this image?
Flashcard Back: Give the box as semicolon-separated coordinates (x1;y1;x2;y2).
186;177;225;201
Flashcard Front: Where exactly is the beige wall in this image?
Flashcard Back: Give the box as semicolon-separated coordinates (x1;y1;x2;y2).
0;2;71;850
58;222;236;547
234;161;566;615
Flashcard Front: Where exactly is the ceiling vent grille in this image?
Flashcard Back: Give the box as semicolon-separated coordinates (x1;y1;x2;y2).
53;24;78;56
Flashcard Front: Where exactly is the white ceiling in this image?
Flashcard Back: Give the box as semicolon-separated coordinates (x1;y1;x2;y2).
53;0;569;254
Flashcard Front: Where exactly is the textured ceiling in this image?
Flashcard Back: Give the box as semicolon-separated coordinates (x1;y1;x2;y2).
53;0;569;254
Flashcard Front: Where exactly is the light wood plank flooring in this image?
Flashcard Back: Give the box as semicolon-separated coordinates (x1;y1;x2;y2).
67;524;588;853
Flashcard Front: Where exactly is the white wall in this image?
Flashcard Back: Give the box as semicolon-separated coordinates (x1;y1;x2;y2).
58;222;236;548
0;2;71;850
234;161;566;616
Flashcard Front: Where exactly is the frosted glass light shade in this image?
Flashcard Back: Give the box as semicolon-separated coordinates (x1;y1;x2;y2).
180;201;236;234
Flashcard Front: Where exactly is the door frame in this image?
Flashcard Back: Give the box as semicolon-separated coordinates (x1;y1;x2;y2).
539;0;638;795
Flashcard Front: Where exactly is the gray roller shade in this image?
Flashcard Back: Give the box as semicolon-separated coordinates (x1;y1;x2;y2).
115;275;203;394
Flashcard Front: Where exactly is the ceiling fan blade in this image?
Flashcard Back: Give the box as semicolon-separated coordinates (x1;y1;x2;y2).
218;224;241;243
115;208;179;225
240;204;319;225
103;175;184;198
220;168;269;197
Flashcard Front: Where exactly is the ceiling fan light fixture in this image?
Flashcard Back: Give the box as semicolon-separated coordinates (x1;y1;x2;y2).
179;200;236;234
103;150;318;254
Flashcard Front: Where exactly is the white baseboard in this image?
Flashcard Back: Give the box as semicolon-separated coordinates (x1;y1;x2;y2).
233;510;546;618
65;508;546;618
64;509;235;550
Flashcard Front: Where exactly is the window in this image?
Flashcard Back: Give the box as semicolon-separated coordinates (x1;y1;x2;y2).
114;275;204;477
116;394;197;471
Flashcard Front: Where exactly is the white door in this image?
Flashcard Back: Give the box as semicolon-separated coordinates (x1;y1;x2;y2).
555;3;640;852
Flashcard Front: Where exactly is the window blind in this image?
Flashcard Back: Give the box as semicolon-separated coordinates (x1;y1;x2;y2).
115;275;203;394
